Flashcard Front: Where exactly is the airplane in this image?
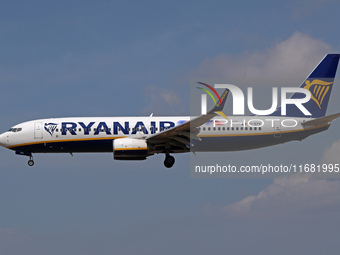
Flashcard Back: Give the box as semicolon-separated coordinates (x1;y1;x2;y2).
0;54;339;168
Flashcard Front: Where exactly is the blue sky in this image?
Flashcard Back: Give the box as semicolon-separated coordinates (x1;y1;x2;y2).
1;0;340;254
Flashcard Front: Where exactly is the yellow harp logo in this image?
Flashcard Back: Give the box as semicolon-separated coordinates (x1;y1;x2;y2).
303;79;333;109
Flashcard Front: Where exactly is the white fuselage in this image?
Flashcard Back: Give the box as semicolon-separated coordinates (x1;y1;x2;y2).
0;116;328;154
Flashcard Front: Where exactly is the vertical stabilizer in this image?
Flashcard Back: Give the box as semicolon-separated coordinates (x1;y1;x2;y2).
270;54;340;118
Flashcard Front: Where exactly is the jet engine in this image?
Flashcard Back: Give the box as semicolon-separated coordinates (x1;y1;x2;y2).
113;138;149;160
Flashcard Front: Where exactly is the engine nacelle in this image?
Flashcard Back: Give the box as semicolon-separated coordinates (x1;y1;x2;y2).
113;138;149;160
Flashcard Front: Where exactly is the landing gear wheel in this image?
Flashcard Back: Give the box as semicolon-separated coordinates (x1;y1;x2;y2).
28;159;34;167
164;155;175;168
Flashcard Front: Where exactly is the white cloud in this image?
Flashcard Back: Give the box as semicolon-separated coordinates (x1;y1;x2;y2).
191;32;332;87
223;175;340;218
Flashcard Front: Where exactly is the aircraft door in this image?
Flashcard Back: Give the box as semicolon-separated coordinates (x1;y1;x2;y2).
274;121;281;138
34;122;43;139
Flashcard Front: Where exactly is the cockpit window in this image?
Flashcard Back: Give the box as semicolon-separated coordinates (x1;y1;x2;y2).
8;128;22;132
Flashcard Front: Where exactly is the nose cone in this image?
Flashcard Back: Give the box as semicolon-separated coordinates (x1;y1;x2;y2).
0;132;7;147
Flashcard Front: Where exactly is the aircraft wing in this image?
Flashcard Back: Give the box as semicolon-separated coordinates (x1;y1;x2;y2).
146;88;229;149
302;112;340;127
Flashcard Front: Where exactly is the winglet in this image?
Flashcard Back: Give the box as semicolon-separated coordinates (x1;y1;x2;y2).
208;88;229;114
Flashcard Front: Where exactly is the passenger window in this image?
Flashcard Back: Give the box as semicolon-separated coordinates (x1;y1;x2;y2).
213;127;216;131
236;127;239;131
203;127;206;131
227;127;230;131
231;127;234;131
250;127;252;131
241;127;243;130
245;127;248;130
254;127;257;131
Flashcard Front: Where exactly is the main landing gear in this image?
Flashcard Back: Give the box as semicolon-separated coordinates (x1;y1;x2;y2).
164;154;175;168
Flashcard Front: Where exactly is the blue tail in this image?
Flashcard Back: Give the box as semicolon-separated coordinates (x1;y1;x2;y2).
270;54;340;118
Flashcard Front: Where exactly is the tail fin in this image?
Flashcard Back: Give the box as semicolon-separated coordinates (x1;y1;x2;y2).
270;54;340;118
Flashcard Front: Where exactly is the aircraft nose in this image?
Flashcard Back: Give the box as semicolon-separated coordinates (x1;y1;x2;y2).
0;132;7;147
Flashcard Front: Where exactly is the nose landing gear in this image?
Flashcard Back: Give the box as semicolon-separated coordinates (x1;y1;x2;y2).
28;159;34;167
15;151;35;167
28;155;34;167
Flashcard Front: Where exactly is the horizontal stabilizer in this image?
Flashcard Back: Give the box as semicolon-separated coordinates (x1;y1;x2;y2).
302;112;340;126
